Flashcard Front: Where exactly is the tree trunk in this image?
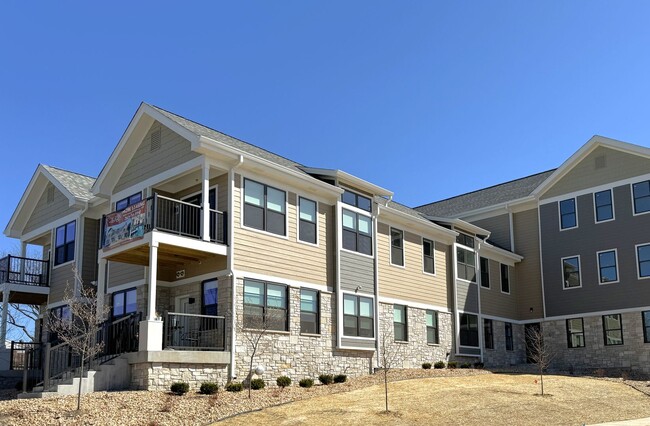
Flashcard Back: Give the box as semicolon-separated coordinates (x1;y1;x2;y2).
539;364;544;396
77;349;85;411
248;347;256;399
384;369;389;412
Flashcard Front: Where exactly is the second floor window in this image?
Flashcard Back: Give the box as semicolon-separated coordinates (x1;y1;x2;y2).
597;250;618;284
342;190;371;212
562;256;581;288
390;228;404;266
342;209;372;255
423;239;435;274
55;221;76;266
298;197;317;244
116;192;142;211
480;257;490;288
243;179;286;236
594;189;613;222
112;288;137;319
559;198;577;229
633;180;650;214
637;244;650;278
501;264;510;293
243;280;288;331
457;248;476;282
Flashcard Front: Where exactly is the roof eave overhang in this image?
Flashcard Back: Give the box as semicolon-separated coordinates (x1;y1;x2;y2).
300;167;393;198
424;216;490;238
378;205;458;244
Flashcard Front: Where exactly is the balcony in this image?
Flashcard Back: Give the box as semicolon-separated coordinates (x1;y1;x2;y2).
0;255;49;287
163;312;226;351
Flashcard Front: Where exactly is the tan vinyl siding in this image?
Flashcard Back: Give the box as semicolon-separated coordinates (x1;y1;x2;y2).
24;183;76;234
108;261;144;288
513;208;543;320
233;175;331;286
480;260;517;318
377;222;449;308
114;122;200;193
541;146;650;199
340;250;374;295
473;214;511;250
49;263;75;304
82;218;100;285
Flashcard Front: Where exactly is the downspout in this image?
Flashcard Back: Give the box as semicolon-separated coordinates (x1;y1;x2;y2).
228;155;243;380
373;201;385;370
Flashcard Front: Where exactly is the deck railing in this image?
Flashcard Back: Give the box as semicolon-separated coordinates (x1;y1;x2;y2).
101;194;227;249
0;255;49;286
164;312;226;351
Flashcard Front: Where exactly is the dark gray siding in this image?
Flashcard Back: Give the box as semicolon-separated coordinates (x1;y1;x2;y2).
473;214;511;250
340;250;374;295
541;184;650;316
456;280;479;313
82;218;99;285
340;337;375;349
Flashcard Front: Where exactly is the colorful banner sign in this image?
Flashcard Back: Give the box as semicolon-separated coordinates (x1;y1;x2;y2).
103;200;147;250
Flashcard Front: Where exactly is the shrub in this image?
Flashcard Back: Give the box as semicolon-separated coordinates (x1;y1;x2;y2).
170;382;190;395
318;374;334;385
276;376;292;388
474;362;484;369
460;363;471;369
199;382;219;395
447;361;458;369
299;378;314;388
422;362;432;370
434;361;445;369
226;381;243;392
333;374;347;383
250;378;265;390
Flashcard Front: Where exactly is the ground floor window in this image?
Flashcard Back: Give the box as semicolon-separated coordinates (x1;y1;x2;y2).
602;314;623;346
343;294;374;338
300;289;319;334
643;311;650;343
459;313;479;347
566;318;585;348
426;310;439;344
112;288;137;319
484;319;494;349
393;304;407;341
243;279;288;331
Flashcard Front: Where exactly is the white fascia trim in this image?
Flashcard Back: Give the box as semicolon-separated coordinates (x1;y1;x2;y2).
0;283;50;295
299;166;393;198
20;211;82;244
234;270;332;293
377;206;457;244
542;306;650;322
457;196;537;222
425;216;490;238
152;231;228;256
479;243;523;265
378;296;450;313
106;279;147;294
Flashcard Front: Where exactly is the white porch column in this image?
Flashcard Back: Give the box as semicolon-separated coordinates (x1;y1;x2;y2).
201;161;211;242
96;258;108;320
0;289;9;344
19;241;27;283
139;241;163;352
147;242;159;321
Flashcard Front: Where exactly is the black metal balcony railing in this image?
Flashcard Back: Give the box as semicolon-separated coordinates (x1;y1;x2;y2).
164;312;226;351
101;194;227;249
0;255;50;286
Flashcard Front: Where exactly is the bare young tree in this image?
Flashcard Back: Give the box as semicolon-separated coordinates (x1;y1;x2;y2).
525;324;554;396
48;268;109;411
378;326;404;413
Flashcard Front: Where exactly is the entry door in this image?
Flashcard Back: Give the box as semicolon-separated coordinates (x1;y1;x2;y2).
525;323;541;363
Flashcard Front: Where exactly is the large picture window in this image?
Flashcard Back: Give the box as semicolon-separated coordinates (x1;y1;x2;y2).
566;318;585;348
559;198;577;229
603;314;623;346
55;221;76;265
426;310;439;344
112;288;137;319
423;239;435;274
633;180;650;214
343;294;374;338
243;178;286;236
243;280;288;331
342;209;372;255
390;228;404;266
562;256;581;288
298;197;317;244
459;313;479;347
594;189;613;222
393;305;407;341
300;289;319;334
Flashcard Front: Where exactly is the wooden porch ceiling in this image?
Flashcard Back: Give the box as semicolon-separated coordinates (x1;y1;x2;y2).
104;243;216;267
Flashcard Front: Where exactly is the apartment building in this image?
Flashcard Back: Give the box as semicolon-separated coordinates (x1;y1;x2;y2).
2;104;649;393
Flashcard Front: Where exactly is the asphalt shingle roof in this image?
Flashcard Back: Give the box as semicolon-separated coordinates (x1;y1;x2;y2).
42;165;96;201
415;169;556;217
149;104;307;174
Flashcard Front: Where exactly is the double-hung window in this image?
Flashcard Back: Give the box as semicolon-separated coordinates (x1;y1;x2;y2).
456;233;476;282
423;239;435;274
342;190;372;212
480;257;490;288
603;314;623;346
642;311;650;343
393;305;407;341
343;294;374;338
342;209;372;255
594;189;613;222
300;289;319;334
633;180;650;214
566;318;585;348
484;319;494;349
243;280;288;331
390;228;404;266
116;192;142;211
459;313;479;347
559;198;577;229
500;264;510;293
505;322;513;351
562;256;581;288
597;250;618;284
202;279;218;316
637;244;650;279
54;221;76;265
426;310;439;344
112;288;137;319
298;197;317;244
243;179;286;236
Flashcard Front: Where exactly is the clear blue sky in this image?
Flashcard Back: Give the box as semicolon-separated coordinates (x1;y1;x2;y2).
2;1;650;254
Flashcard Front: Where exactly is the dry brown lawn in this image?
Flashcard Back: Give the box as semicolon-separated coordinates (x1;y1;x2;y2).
218;374;650;426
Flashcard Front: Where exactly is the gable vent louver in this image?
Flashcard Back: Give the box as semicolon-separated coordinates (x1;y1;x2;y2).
46;185;55;204
150;129;162;152
595;155;606;170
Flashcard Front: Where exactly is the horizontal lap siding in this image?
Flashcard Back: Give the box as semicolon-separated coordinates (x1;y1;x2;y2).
340;250;374;295
456;280;478;313
108;262;144;288
480;260;517;319
49;264;75;304
377;222;449;308
473;214;510;250
233;175;331;286
513;208;544;320
82;218;100;285
24;183;76;234
114;122;200;193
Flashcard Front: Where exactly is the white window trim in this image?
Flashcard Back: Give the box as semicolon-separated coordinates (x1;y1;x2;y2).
340;204;374;259
558;197;578;231
455;243;478;284
52;219;77;269
240;175;289;240
389;227;405;269
393;304;408;342
479;256;490;289
500;263;511;295
635;242;650;280
631;181;650;217
561;255;583;290
340;290;376;340
422;237;436;277
296;194;319;247
593;189;615;224
596;248;620;285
